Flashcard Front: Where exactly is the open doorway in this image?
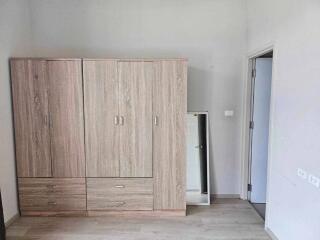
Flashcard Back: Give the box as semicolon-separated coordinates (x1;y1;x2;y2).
247;51;273;220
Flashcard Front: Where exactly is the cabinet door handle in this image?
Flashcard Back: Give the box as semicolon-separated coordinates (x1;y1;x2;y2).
114;185;125;188
49;115;53;128
44;115;48;125
120;116;124;125
48;201;57;205
154;116;159;126
114;116;119;125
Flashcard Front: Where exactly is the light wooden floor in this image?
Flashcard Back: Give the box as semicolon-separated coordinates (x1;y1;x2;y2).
6;199;271;240
252;203;266;220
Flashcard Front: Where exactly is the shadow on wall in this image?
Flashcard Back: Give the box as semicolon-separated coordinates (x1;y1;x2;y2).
187;66;214;111
0;191;5;239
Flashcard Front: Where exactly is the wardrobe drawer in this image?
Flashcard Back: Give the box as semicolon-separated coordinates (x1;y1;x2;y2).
87;178;153;210
18;178;86;195
19;194;86;211
87;178;153;195
87;194;153;210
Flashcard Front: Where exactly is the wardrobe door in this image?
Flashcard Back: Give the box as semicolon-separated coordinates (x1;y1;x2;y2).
48;60;85;177
84;60;120;177
11;60;52;177
118;61;153;177
153;60;187;210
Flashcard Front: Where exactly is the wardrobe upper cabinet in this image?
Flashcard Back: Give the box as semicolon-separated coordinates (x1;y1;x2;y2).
153;60;187;210
118;62;153;178
48;60;85;177
84;60;154;178
11;60;52;177
84;60;120;177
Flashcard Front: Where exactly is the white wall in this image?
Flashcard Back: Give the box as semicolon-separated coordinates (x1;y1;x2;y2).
0;0;33;222
27;0;247;195
247;0;320;239
2;1;319;238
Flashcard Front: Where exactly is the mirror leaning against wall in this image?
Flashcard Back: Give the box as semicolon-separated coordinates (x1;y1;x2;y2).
186;112;210;205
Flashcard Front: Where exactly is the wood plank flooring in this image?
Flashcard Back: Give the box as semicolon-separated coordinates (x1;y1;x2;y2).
251;203;266;220
6;199;270;240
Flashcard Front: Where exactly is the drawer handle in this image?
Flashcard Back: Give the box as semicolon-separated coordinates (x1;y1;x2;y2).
48;201;57;205
115;201;126;207
46;185;55;188
114;185;125;188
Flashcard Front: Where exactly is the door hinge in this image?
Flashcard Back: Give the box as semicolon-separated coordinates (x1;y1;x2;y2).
248;184;252;192
249;121;254;129
252;68;256;78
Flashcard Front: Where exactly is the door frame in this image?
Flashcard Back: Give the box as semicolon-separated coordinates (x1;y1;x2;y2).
240;44;277;227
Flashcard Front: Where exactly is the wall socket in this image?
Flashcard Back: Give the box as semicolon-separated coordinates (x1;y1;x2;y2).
224;110;234;117
308;174;320;188
297;168;307;179
297;168;320;189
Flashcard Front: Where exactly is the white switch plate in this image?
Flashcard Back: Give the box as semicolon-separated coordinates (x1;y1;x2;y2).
297;168;307;179
224;110;234;117
308;174;320;188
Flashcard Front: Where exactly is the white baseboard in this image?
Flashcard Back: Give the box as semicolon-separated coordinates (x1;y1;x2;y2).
211;194;240;200
5;213;19;228
265;227;279;240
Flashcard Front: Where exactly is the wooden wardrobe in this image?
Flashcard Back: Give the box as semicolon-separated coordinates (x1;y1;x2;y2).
10;58;187;216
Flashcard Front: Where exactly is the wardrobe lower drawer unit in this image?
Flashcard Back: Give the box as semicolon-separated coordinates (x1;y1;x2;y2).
19;195;86;212
18;178;86;213
87;178;153;211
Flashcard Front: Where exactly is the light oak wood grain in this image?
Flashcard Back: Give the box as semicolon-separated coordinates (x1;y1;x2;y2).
11;58;188;216
87;195;153;211
18;178;86;195
47;60;85;177
87;178;153;195
87;178;153;211
19;194;86;211
118;61;153;177
83;60;120;177
10;59;51;177
11;58;82;61
4;213;19;228
11;57;187;61
153;60;187;210
7;200;270;240
20;211;87;217
87;209;186;217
